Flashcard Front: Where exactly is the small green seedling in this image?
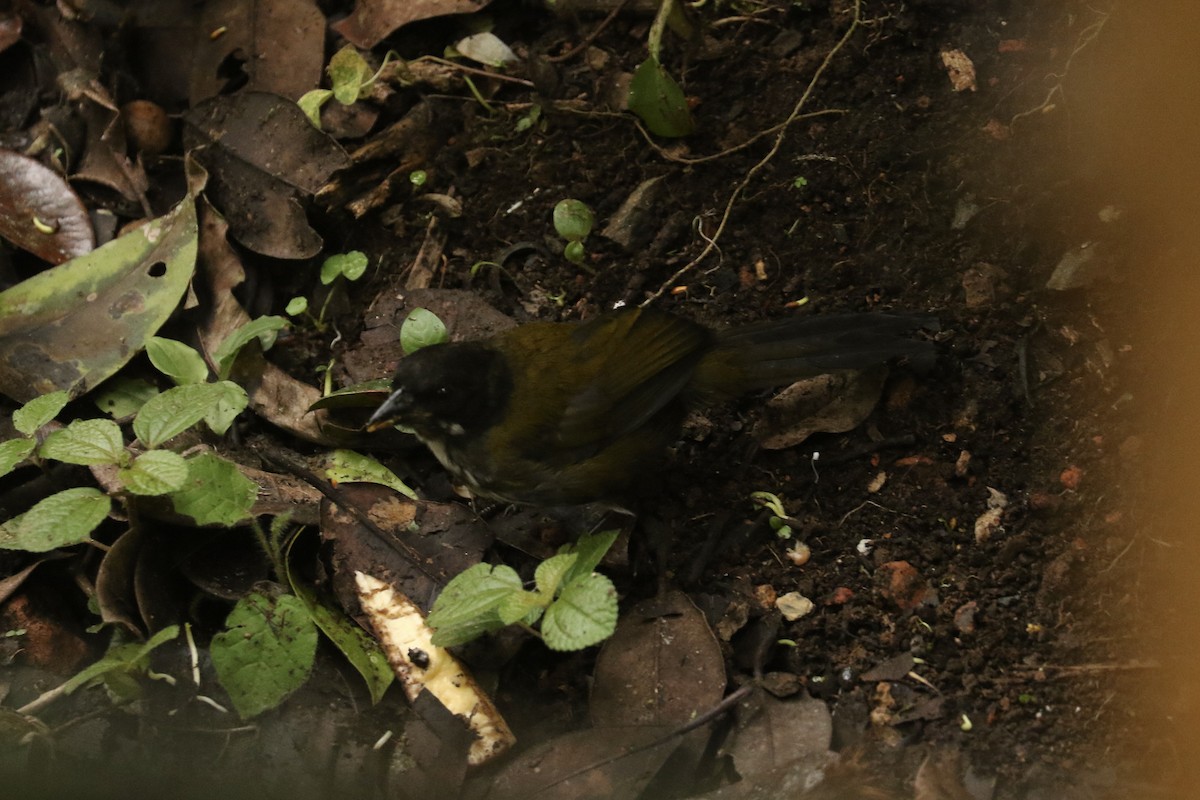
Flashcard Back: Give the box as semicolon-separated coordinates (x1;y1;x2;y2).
288;250;370;332
426;530;620;652
750;490;796;539
298;45;398;128
553;199;595;267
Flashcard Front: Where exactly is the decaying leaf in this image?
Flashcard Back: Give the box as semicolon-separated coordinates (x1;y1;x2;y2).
754;368;888;450
0;196;197;402
0;149;94;264
591;590;725;728
183;92;350;258
355;571;515;765
191;0;325;104
333;0;492;49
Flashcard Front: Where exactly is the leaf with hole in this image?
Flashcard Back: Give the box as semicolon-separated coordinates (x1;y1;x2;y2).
0;197;197;402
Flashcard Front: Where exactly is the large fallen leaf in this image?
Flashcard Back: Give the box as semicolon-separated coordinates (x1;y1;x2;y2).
0;197;197;402
333;0;491;49
183;92;350;258
487;726;678;800
591;591;726;728
190;0;325;104
0;149;94;264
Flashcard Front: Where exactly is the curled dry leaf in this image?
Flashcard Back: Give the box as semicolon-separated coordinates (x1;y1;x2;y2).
755;368;888;450
0;149;94;264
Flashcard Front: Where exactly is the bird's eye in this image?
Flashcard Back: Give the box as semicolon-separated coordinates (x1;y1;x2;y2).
436;386;449;397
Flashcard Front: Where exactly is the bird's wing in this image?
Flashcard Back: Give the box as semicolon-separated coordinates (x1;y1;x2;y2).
555;308;711;450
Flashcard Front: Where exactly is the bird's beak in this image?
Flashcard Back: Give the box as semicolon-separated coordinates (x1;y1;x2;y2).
366;388;409;432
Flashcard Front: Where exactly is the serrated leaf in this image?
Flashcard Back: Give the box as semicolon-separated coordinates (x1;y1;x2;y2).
169;452;256;527
541;573;618;651
534;553;577;598
0;487;111;552
562;529;619;585
287;564;393;705
133;381;247;447
426;563;522;636
94;377;158;419
13;390;70;434
213;316;288;380
211;592;318;719
0;197;197;403
0;438;36;478
118;450;189;496
146;336;209;385
627;57;695;138
325;449;417;499
38;418;125;465
399;307;447;354
497;590;546;626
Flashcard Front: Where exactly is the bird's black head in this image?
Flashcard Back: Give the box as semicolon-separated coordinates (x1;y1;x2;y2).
367;342;512;439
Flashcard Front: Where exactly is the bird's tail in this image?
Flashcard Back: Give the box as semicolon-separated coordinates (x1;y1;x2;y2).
691;313;936;399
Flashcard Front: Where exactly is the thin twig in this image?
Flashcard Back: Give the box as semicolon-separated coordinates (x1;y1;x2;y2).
643;0;863;303
547;0;632;63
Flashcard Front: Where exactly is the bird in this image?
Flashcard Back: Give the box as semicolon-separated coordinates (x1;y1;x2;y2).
367;306;934;508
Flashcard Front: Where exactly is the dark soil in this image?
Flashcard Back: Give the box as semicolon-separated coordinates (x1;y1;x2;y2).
2;0;1182;798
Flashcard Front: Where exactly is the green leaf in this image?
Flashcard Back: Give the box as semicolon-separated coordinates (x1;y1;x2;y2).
118;450;189;496
146;336;209;385
552;199;595;242
320;251;369;285
399;307;447;355
627;56;695;138
534;553;577;598
213;316;288;380
13;390;70;434
563;240;586;264
0;438;36;478
61;625;180;695
287;564;393;705
133;381;247;447
297;89;333;127
541;572;618;651
0;487;111;552
325;449;417;500
327;45;373;105
497;590;546;626
202;381;250;435
38;418;125;465
0;197;197;403
94;377;158;419
285;296;308;316
426;563;522;647
169;452;257;526
561;529;619;585
211;592;318;719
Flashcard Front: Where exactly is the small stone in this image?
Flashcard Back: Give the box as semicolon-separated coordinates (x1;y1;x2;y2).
776;592;815;621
